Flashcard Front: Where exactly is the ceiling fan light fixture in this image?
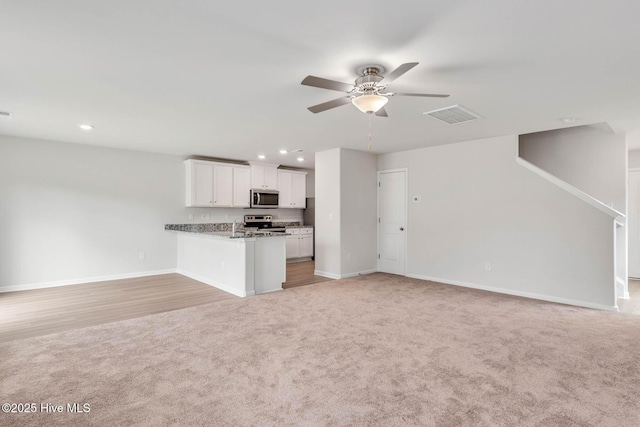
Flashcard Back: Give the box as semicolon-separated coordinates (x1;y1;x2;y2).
351;94;388;114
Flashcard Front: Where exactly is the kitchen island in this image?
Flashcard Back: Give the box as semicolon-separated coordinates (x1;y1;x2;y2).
168;230;286;297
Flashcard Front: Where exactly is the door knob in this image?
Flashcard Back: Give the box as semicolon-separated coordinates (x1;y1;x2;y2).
400;227;404;231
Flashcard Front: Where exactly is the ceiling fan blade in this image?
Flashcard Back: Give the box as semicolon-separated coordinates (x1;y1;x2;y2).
301;76;353;92
393;92;450;98
375;107;389;117
382;62;419;84
307;97;351;113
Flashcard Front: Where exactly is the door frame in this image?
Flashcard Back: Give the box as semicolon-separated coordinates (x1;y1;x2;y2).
377;168;408;275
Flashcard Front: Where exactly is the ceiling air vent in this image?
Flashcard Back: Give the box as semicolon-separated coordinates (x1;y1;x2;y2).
0;111;13;120
424;105;480;125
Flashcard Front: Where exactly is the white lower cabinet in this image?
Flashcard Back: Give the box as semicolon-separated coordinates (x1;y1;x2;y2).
286;232;299;258
286;227;313;259
299;234;313;257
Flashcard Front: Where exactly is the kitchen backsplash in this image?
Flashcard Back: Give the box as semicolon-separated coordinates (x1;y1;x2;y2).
180;207;304;224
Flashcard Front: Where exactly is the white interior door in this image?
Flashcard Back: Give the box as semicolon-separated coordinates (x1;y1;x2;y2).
629;170;640;278
378;170;407;275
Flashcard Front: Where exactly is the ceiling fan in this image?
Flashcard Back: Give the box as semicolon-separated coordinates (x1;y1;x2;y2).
301;62;449;117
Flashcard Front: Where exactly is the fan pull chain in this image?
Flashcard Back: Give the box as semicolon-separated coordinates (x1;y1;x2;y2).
367;113;372;150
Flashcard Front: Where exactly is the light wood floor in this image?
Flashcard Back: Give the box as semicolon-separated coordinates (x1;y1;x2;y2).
1;262;332;343
0;274;235;343
283;261;333;289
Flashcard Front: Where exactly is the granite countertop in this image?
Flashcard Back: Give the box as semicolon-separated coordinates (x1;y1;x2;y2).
166;229;288;240
273;221;304;228
165;223;310;234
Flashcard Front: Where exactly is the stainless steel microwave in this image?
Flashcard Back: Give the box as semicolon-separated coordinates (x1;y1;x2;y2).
250;189;279;208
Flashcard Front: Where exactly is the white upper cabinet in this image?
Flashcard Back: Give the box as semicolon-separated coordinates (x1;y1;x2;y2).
292;172;306;208
278;170;307;208
212;164;233;207
233;166;251;207
278;171;292;208
186;160;214;207
185;160;252;208
250;162;279;190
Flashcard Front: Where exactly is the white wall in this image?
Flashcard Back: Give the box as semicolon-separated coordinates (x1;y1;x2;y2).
628;130;640;169
627;130;640;169
519;125;626;211
629;150;640;169
0;135;301;291
314;149;341;277
314;148;377;278
340;149;377;276
519;124;627;293
378;135;617;310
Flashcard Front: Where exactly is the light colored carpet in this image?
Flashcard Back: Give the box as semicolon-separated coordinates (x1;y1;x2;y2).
2;273;640;426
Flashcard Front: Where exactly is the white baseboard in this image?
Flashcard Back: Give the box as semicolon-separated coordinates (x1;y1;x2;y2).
314;269;378;280
314;270;341;280
256;287;283;295
340;269;378;279
0;269;177;294
176;269;249;298
286;257;313;264
406;273;619;312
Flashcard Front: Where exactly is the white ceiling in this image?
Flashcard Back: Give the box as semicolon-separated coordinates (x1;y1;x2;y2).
2;1;640;167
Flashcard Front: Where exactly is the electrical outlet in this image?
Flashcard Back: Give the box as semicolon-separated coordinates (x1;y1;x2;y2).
347;253;351;262
485;262;491;271
139;252;146;260
329;212;333;221
188;213;194;220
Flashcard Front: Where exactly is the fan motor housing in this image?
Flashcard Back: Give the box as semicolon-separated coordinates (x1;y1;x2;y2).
355;74;383;85
354;65;385;92
355;74;384;93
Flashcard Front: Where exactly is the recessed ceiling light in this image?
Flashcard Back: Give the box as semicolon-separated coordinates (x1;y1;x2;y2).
297;157;304;162
79;124;94;131
279;149;288;154
258;154;266;159
560;117;579;123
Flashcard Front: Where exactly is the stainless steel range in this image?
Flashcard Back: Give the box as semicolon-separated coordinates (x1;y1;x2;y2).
243;215;286;235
